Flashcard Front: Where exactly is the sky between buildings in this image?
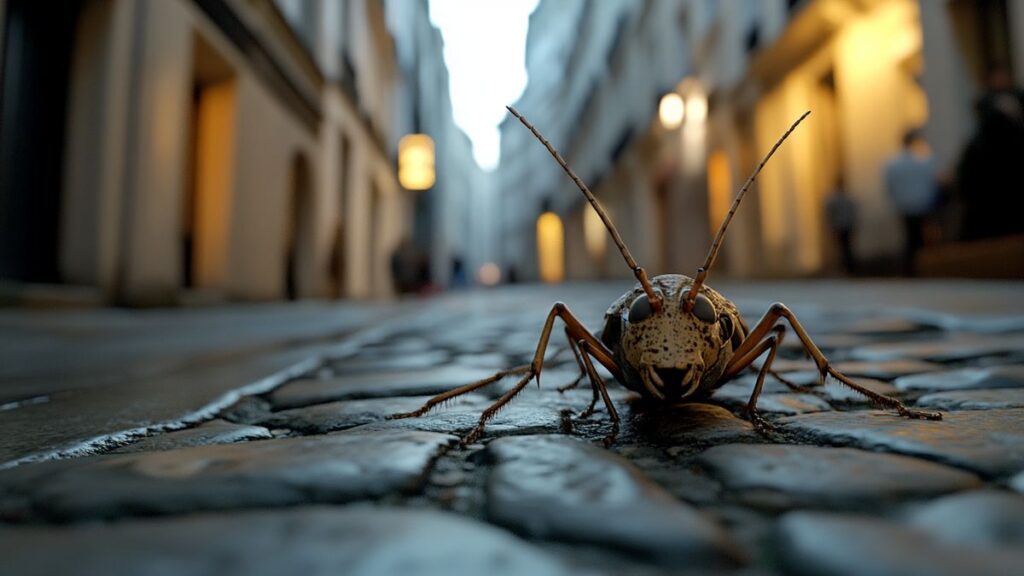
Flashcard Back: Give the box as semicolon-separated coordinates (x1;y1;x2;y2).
428;0;540;171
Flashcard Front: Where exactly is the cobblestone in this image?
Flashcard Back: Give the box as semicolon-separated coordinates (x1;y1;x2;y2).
0;507;571;576
111;419;272;454
916;388;1024;410
0;430;455;521
778;511;1024;576
697;444;981;510
267;366;502;409
904;490;1024;546
781;409;1024;477
2;281;1023;574
893;364;1024;391
484;435;743;567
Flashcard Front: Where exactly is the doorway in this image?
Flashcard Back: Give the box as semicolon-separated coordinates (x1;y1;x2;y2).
0;0;84;282
182;35;236;291
285;153;312;300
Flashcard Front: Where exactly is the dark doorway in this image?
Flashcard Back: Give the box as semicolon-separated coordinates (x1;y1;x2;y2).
286;154;311;300
0;0;84;282
332;133;350;298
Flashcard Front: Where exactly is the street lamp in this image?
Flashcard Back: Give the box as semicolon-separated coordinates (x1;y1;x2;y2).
659;92;685;129
399;134;435;190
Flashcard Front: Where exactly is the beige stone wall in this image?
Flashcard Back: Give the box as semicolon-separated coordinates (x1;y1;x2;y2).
48;0;409;305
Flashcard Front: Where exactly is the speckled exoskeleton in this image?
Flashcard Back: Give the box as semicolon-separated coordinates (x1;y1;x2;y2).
391;107;942;446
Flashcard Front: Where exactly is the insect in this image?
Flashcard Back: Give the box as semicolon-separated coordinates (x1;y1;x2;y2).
390;106;942;446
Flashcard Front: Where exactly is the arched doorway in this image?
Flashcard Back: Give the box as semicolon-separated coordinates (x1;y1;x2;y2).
285;153;312;300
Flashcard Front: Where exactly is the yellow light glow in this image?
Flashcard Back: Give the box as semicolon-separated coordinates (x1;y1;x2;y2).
583;205;607;263
399;134;435;190
477;262;501;286
536;211;565;283
707;150;732;233
686;93;707;124
659;93;685;129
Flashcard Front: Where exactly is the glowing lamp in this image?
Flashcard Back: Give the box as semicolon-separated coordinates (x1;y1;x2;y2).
659;93;685;129
399;134;435;190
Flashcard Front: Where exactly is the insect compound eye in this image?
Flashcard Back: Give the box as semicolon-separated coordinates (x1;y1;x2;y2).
719;314;735;341
628;294;655;323
681;289;717;323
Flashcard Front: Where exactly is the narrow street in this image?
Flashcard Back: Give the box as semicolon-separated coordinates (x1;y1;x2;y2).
2;279;1023;574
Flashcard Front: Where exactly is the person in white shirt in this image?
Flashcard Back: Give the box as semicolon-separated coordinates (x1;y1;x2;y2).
884;130;937;275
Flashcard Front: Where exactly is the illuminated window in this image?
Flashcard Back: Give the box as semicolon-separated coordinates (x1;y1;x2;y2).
707;150;732;232
536;211;565;283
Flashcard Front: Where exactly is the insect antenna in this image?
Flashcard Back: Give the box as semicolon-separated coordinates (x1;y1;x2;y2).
507;106;663;311
684;110;811;311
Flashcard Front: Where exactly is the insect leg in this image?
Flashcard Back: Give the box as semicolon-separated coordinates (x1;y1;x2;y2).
726;303;941;420
447;302;623;446
722;326;786;434
557;328;588;393
576;339;621;446
388;364;532;419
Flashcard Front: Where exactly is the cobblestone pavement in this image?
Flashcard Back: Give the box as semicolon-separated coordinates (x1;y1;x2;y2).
2;281;1024;575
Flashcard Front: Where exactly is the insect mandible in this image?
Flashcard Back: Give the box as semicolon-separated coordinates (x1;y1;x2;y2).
390;107;942;446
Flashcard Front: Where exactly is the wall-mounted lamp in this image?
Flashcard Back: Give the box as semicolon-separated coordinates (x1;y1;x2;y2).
398;134;435;190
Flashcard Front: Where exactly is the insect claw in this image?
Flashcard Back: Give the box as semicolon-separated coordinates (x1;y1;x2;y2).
601;421;620;447
386;411;416;420
903;408;943;421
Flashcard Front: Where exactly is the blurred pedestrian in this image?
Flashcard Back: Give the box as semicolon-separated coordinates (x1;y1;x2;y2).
450;255;468;289
390;237;420;295
825;177;857;275
884;129;938;276
957;66;1024;240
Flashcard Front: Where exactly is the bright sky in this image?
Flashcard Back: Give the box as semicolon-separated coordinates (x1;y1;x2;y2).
428;0;540;171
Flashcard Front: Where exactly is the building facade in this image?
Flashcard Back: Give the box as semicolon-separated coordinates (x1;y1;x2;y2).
501;0;1024;282
0;0;475;305
386;0;494;289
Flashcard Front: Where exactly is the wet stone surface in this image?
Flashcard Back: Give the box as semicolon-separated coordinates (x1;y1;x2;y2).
483;435;743;567
778;511;1024;576
267;366;503;409
780;409;1024;477
111;419;272;454
3;284;1023;575
0;429;455;521
916;388;1024;410
697;444;981;510
0;507;572;576
893;364;1024;391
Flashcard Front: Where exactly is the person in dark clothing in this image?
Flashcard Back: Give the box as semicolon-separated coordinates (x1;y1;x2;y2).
885;130;938;276
957;67;1024;240
825;177;857;275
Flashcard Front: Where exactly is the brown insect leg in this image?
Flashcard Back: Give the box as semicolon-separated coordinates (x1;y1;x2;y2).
404;302;621;446
557;327;588;393
723;326;785;434
531;303;623;385
725;303;942;420
576;339;621;446
388;364;532;420
460;370;534;446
